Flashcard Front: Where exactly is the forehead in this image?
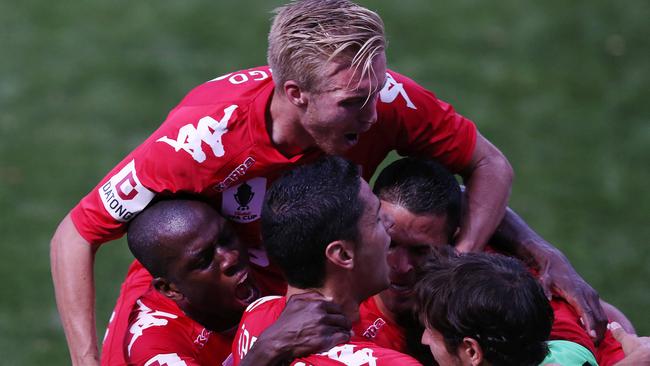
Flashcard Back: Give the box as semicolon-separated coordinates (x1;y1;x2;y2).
381;200;449;247
319;52;387;95
180;213;226;256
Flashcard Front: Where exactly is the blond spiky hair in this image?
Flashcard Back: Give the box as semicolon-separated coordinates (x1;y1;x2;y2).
268;0;386;93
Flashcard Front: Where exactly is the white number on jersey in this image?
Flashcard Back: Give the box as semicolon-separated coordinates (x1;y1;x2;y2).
157;105;238;163
210;70;271;84
379;73;417;110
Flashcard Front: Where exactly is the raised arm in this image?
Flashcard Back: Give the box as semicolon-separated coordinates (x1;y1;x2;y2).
490;206;608;342
50;213;101;366
455;133;513;253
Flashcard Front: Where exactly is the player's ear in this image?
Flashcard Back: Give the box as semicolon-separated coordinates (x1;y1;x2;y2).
152;277;183;302
460;337;484;366
325;240;355;270
283;80;308;107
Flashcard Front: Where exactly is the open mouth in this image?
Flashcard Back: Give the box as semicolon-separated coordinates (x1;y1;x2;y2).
234;271;260;305
389;282;413;294
344;133;359;144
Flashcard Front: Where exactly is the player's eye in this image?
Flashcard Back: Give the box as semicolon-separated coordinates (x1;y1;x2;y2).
340;97;364;107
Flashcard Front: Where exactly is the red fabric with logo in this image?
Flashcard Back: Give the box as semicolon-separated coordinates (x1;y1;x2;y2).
70;66;477;364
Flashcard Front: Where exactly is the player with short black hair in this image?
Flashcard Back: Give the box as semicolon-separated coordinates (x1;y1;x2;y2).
233;156;421;365
124;199;352;366
261;156;364;289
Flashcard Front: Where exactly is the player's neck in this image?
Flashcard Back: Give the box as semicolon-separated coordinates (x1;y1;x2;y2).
373;294;398;324
267;88;316;157
285;283;361;323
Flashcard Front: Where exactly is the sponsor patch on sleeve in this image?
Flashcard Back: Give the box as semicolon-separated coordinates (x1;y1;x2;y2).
98;159;155;222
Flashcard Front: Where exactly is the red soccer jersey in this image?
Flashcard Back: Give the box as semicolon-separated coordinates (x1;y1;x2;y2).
120;287;232;366
354;296;407;353
75;66;476;365
549;298;624;366
232;296;421;366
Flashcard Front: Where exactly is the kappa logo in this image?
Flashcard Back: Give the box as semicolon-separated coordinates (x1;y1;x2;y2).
222;177;266;223
320;344;378;366
144;353;187;366
99;160;155;222
157;105;238;163
214;157;256;192
379;72;417;110
127;300;178;357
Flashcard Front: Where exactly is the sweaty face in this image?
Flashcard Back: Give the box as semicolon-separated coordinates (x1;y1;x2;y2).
301;52;387;155
351;179;393;301
378;201;450;317
168;213;260;332
422;327;464;366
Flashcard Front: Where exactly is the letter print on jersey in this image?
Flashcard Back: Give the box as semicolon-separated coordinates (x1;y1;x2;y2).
157;105;238;163
99;159;155;222
221;177;266;223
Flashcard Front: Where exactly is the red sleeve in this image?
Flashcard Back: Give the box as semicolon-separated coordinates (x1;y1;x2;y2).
377;70;477;173
70;96;246;245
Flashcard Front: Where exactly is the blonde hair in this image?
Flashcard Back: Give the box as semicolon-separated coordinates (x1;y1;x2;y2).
268;0;386;93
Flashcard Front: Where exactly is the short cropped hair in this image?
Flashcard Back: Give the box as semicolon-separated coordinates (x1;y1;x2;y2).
374;157;461;241
416;253;553;366
127;198;214;279
268;0;385;92
261;156;363;288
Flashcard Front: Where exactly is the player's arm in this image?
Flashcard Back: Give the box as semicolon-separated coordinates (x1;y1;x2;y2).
239;293;351;366
50;213;101;366
455;133;513;253
490;206;608;343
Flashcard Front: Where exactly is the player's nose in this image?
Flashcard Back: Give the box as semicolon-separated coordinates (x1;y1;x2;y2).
217;247;241;275
387;247;413;274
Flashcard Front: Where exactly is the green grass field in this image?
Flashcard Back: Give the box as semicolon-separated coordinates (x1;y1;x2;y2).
1;0;648;364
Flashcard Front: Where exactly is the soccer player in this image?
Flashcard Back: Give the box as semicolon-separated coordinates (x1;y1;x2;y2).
362;157;626;365
416;253;650;366
416;252;556;366
232;157;421;365
122;198;352;366
48;1;598;364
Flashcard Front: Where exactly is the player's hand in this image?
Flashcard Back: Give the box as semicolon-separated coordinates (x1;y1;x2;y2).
609;322;650;365
537;252;607;343
257;292;352;360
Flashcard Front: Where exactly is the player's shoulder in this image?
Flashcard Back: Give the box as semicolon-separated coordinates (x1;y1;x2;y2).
180;66;273;107
377;68;433;114
126;296;197;363
244;295;284;314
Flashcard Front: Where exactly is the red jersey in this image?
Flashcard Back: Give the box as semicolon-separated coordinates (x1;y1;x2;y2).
354;296;406;353
76;66;476;365
232;296;421;366
549;298;624;366
120;287;232;366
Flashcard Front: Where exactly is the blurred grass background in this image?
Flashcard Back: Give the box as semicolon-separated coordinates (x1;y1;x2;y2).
1;0;648;363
